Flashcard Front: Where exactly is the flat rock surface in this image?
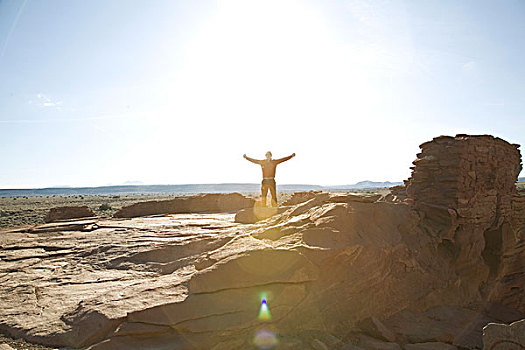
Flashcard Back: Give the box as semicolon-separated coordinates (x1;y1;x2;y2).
0;214;244;348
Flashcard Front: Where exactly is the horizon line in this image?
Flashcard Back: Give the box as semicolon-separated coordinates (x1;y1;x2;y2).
0;180;405;191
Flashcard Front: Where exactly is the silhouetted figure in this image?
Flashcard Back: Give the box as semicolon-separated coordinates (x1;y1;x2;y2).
243;151;295;207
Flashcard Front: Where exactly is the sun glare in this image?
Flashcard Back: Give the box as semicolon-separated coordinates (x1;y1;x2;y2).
142;0;403;184
161;0;379;136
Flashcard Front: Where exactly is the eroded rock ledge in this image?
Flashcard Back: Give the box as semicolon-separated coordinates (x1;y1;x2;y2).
0;134;524;350
113;192;255;218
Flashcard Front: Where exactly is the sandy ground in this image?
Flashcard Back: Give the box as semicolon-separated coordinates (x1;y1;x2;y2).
0;194;180;228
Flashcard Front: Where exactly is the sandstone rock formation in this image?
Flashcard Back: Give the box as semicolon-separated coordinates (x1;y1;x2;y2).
0;134;524;350
402;135;524;313
44;205;95;223
113;192;254;218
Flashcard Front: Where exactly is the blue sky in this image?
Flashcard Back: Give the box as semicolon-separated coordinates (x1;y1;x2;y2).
0;0;524;188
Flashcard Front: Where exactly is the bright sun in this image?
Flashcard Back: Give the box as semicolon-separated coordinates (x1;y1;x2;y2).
164;0;376;128
144;0;412;185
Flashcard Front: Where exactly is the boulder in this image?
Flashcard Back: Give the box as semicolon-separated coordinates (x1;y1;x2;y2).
45;206;95;223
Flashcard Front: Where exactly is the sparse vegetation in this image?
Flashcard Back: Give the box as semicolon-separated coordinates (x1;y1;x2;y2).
0;194;176;228
0;188;383;229
99;203;112;211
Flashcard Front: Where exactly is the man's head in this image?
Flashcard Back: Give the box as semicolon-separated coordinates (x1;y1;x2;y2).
265;151;272;160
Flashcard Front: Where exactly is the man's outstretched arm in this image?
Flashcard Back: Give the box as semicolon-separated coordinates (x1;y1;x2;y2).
275;153;296;164
243;154;263;164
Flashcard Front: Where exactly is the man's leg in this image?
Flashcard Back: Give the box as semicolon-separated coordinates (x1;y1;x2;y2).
269;181;277;207
261;183;269;207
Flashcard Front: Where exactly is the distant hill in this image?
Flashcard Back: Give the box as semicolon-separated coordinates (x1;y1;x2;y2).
123;180;145;185
519;177;525;183
326;180;403;190
0;181;401;197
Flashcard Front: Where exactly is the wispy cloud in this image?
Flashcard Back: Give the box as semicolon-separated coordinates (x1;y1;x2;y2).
27;93;63;108
462;60;477;72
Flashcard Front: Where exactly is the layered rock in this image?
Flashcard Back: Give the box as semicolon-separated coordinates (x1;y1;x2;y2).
406;135;521;212
400;135;525;313
113;192;254;218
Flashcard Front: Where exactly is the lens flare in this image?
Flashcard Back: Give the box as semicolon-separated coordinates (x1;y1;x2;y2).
258;297;272;321
253;205;278;220
253;328;278;349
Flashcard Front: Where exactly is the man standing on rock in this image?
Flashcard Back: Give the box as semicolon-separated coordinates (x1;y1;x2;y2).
243;151;295;207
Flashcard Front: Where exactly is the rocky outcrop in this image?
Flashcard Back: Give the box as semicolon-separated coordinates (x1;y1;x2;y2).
383;185;408;202
406;135;521;212
44;206;95;223
399;135;525;313
113;192;254;218
1;134;524;349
